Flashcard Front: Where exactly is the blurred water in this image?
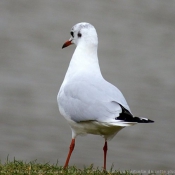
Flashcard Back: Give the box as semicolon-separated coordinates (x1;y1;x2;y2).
0;0;175;171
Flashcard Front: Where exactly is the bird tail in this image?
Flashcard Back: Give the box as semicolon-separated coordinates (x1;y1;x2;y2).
115;105;154;124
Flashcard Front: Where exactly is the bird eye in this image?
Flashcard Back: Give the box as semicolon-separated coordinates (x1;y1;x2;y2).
70;31;74;37
78;32;82;38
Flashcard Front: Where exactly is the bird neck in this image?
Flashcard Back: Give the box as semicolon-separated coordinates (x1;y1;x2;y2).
66;43;102;78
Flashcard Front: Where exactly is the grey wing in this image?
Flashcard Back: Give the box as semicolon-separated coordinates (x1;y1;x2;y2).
58;77;131;122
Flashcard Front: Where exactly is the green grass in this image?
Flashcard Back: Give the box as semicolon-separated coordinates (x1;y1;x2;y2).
0;159;165;175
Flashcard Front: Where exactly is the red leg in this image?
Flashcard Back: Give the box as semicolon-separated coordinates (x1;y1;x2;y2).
103;141;108;170
64;139;75;169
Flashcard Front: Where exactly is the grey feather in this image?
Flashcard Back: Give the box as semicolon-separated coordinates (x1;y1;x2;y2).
58;73;130;122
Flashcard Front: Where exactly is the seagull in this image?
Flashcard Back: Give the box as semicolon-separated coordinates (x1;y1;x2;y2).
57;22;154;170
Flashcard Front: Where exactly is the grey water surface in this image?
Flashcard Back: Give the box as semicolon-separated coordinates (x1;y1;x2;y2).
0;0;175;171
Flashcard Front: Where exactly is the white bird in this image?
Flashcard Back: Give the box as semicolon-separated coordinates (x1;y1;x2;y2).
57;22;154;170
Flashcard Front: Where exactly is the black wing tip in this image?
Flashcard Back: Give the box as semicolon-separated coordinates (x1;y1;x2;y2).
148;119;154;123
116;105;154;123
116;116;154;123
138;118;154;123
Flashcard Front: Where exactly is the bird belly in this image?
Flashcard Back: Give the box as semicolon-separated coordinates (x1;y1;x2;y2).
68;120;124;140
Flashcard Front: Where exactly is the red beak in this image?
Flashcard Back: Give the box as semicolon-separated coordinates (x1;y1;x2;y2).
62;40;72;49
